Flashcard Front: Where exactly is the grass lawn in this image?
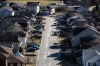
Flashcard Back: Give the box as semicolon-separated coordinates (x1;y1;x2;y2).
57;35;65;44
28;37;41;45
26;56;37;66
33;38;41;45
7;0;60;5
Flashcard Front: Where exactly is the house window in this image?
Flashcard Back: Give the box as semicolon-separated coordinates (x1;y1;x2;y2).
8;63;10;66
13;63;17;66
88;62;96;66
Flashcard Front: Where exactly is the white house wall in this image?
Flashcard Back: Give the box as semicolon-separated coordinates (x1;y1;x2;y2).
36;6;40;13
18;37;27;49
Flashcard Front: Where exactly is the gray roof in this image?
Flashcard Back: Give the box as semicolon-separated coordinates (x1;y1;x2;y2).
3;17;28;23
76;18;87;22
71;18;88;27
0;5;13;11
10;2;26;8
0;20;27;32
0;32;26;42
76;6;87;12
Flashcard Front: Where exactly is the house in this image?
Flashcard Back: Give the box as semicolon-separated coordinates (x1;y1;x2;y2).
0;15;35;51
72;27;100;65
10;2;26;11
0;1;9;7
0;18;27;32
2;16;32;31
0;45;26;66
71;24;100;47
26;2;40;13
82;45;100;66
0;32;26;53
0;5;14;17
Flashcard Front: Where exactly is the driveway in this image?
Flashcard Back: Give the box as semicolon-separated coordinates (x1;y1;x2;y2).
36;16;60;66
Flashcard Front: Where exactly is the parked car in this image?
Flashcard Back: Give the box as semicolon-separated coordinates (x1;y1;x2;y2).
49;42;59;49
51;24;57;26
52;31;58;36
26;47;37;52
53;43;59;48
25;43;39;52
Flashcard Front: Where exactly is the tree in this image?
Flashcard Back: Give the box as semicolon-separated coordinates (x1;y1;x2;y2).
91;0;96;5
95;3;99;11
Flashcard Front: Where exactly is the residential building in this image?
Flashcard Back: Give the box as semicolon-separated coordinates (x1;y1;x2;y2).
83;45;100;66
0;45;26;66
71;25;100;47
26;2;40;13
0;5;15;17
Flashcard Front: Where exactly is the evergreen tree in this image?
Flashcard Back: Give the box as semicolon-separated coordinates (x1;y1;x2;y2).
91;0;96;5
95;3;99;11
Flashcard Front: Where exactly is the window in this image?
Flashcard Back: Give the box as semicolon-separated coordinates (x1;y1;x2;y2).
88;62;96;66
13;63;17;66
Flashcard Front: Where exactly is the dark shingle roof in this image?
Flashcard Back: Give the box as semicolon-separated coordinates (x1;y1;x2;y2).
73;27;86;36
72;18;88;27
0;20;27;32
4;17;28;23
19;11;35;17
10;2;26;8
0;32;26;42
81;37;100;49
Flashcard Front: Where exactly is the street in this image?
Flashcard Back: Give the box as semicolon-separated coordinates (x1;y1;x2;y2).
36;16;60;66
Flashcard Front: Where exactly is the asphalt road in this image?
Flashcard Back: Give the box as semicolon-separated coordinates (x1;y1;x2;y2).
36;16;60;66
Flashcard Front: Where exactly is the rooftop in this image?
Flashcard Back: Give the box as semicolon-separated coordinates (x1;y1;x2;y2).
0;32;26;42
0;45;12;54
